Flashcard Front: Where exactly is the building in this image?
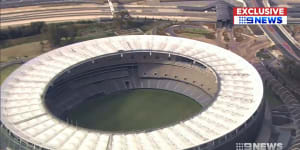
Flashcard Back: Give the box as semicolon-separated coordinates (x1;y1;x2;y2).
0;35;264;150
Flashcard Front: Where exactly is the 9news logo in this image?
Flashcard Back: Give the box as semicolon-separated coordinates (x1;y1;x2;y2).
233;7;287;25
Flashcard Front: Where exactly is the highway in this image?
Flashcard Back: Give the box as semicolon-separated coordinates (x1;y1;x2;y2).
287;8;300;23
2;11;216;21
247;0;300;62
0;0;98;9
0;4;217;26
1;0;299;62
1;1;300;25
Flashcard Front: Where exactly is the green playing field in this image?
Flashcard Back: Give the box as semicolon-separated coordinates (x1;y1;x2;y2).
65;89;202;132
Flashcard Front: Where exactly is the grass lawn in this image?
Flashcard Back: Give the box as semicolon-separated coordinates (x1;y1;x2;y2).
0;34;43;49
0;20;163;63
182;28;211;35
174;27;215;39
263;86;283;108
0;64;21;85
66;89;202;132
179;32;204;38
0;42;44;62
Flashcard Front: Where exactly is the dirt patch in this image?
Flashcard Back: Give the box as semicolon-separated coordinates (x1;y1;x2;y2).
248;25;264;35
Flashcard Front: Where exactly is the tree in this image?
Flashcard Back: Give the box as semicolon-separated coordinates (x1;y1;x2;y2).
0;22;45;41
0;28;10;40
113;10;131;29
40;41;46;52
30;22;45;34
41;24;61;47
61;24;78;44
41;23;79;47
281;57;300;80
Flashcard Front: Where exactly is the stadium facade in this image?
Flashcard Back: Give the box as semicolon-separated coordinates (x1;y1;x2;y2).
0;35;264;150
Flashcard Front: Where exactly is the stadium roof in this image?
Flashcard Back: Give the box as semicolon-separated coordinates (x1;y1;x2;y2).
0;35;264;150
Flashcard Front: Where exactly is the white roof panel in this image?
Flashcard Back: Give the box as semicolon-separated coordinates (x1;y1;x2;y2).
0;35;264;150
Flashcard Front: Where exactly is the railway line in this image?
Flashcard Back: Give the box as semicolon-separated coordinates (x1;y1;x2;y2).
0;4;216;26
1;0;299;61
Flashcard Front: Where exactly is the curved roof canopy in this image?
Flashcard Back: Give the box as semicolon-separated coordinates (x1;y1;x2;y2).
0;35;263;150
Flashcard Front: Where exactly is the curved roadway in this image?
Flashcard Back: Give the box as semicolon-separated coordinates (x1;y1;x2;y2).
247;0;300;62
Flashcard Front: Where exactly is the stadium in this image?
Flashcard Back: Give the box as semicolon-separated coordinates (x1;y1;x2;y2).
0;35;264;150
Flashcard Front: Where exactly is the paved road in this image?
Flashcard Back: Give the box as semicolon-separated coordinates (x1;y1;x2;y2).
0;0;98;8
2;0;299;62
254;63;300;150
1;4;217;26
247;0;300;62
